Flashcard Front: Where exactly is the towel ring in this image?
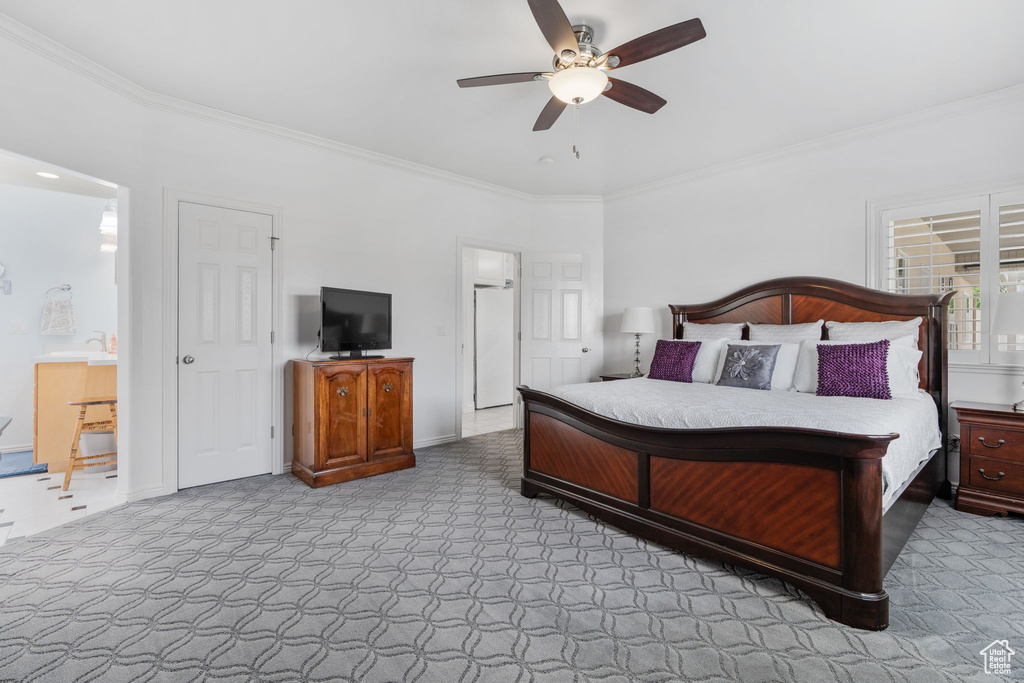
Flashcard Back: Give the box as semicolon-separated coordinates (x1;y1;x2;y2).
46;284;72;300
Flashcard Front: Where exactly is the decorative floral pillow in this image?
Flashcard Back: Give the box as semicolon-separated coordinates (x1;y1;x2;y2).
648;340;702;382
715;344;781;390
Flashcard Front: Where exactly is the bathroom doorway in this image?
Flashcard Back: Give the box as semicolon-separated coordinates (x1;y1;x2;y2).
0;149;127;546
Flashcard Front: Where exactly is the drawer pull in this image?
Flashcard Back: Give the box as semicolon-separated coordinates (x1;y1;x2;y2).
979;469;1005;481
383;383;394;393
978;437;1005;449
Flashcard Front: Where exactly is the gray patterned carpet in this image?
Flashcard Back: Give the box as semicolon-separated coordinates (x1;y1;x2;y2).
1;430;1022;682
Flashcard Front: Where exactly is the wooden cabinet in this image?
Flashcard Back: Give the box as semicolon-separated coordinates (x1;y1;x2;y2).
34;362;117;473
952;401;1024;516
292;358;414;488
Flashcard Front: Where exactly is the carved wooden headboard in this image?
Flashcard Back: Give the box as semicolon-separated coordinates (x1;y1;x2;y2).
669;276;953;434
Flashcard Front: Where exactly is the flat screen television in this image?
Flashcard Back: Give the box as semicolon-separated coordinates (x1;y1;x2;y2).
320;287;392;359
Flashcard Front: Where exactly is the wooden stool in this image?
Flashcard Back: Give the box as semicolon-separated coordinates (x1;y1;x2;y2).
63;396;118;491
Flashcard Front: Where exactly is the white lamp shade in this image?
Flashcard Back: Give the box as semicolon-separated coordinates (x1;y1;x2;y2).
620;307;655;334
548;67;609;104
991;292;1024;335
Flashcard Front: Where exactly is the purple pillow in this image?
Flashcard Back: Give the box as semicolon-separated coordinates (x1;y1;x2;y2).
648;340;702;382
816;340;892;400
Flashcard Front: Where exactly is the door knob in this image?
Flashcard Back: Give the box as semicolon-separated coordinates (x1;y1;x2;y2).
582;347;591;353
182;355;195;365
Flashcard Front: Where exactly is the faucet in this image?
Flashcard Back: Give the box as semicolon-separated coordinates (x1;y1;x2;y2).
85;331;108;353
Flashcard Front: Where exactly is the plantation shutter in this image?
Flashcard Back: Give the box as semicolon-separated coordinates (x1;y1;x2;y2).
994;191;1024;358
882;197;986;362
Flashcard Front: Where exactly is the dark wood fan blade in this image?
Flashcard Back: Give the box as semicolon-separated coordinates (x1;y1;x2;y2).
533;96;568;131
605;18;706;69
602;78;667;114
527;0;579;59
457;73;544;88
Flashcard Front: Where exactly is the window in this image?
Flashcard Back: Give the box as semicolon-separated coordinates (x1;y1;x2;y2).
876;188;1024;365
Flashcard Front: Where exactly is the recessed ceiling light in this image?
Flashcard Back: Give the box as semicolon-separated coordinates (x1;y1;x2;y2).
538;156;555;166
36;171;60;179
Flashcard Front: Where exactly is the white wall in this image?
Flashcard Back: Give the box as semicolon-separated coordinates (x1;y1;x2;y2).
0;185;116;450
602;94;1024;483
603;95;1024;385
0;27;603;498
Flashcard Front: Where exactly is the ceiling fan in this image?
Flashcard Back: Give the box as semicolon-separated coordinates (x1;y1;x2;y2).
457;0;706;132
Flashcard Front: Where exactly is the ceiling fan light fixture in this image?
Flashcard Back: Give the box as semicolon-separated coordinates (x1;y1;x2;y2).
547;67;608;105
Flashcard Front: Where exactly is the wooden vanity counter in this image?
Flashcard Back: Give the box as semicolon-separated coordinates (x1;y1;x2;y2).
34;362;117;473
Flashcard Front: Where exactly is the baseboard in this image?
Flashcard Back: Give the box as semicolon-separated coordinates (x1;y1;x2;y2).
413;434;459;449
123;485;170;503
0;443;33;455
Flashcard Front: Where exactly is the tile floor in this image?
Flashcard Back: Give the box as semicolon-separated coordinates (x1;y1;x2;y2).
0;466;121;547
462;404;515;437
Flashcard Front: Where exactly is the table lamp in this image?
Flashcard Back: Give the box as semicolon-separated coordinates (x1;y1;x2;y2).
991;291;1024;411
620;307;655;378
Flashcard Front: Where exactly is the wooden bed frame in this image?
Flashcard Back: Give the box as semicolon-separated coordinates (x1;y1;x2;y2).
518;277;954;630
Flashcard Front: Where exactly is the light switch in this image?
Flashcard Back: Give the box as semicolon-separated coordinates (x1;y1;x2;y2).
11;320;28;334
1;280;10;295
436;324;446;336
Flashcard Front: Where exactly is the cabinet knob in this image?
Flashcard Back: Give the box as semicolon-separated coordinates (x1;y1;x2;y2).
336;387;349;397
978;469;1005;481
383;382;394;393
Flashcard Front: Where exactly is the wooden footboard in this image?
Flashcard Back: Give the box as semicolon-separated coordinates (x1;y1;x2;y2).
518;387;940;631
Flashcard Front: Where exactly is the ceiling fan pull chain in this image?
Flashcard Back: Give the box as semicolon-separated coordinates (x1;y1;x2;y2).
573;101;581;160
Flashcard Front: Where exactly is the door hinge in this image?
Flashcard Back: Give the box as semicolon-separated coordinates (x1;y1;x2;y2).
270;236;280;251
518;331;522;341
271;426;275;438
271;331;275;344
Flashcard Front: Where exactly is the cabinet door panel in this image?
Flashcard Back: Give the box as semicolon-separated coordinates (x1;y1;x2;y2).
317;365;367;468
368;362;412;459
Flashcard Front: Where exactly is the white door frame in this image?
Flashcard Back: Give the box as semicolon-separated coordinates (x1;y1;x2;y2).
162;189;284;495
455;237;522;439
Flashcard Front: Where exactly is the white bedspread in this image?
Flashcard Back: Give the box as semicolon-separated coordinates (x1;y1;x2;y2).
550;378;941;510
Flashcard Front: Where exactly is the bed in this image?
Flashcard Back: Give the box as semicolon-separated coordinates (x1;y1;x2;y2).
517;276;953;631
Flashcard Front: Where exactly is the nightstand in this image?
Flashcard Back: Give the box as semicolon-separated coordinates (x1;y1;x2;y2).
600;373;638;382
952;401;1024;516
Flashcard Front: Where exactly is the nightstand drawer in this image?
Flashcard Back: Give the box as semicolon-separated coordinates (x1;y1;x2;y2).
965;425;1024;462
967;455;1024;497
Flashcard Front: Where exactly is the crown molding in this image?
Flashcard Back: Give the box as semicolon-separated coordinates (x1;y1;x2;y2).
0;13;578;204
605;82;1024;202
5;11;1023;206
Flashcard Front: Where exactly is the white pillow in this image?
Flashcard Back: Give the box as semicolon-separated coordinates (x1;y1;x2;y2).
748;320;824;343
825;317;923;347
792;337;922;398
662;338;728;383
712;340;800;391
682;321;744;341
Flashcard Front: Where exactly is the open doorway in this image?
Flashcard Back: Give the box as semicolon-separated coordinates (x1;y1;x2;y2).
459;246;520;438
0;149;125;546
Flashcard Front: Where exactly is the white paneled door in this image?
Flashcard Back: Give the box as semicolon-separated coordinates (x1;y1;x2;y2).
520;253;590;392
475;287;515;408
178;202;274;489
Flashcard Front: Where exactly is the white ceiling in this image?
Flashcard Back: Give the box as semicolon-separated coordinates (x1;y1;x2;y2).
0;150;117;199
2;0;1022;195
